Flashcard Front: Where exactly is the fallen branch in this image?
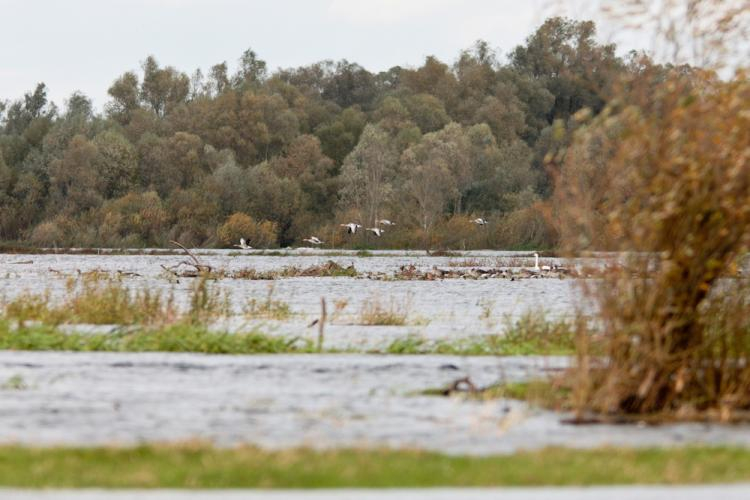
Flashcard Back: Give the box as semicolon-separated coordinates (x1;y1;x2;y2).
167;240;213;275
439;376;478;396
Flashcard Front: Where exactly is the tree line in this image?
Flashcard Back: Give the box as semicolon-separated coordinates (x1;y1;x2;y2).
0;17;689;249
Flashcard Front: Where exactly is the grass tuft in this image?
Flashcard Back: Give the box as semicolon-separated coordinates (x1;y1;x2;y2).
383;314;577;356
244;284;292;320
359;296;409;326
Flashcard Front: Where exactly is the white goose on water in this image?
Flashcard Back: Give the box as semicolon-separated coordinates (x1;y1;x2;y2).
340;223;362;234
303;236;324;245
367;227;385;237
233;238;252;250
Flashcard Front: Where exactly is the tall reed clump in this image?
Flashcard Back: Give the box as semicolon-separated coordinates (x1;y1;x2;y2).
187;276;231;324
5;276;177;326
557;64;750;420
244;284;291;320
358;295;409;326
2;275;233;327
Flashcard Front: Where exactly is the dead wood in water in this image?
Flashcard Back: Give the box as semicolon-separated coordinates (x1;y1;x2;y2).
317;297;327;352
161;241;214;277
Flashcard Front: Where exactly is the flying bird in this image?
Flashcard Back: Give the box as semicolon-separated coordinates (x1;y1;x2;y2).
367;227;385;237
340;223;362;234
376;219;395;226
303;236;324;245
472;218;488;226
233;238;252;250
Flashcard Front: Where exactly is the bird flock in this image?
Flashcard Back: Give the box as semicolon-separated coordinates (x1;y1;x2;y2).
234;216;492;250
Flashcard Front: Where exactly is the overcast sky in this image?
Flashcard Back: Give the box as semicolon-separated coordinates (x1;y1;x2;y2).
0;0;640;110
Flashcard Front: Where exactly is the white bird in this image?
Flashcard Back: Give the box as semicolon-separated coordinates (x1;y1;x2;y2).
340;223;362;234
303;236;324;245
233;238;252;250
376;219;395;226
533;252;551;272
472;218;488;226
367;227;385;237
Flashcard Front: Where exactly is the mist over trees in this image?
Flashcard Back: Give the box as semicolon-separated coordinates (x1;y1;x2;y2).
0;17;688;249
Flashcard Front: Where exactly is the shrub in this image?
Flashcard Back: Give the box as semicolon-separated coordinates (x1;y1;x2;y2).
217;212;278;248
432;216;477;249
493;203;556;250
559;68;750;420
97;191;168;246
28;221;64;247
28;215;81;247
358;295;409;325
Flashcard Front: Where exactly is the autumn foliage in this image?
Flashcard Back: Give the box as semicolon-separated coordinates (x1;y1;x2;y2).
217;213;278;249
559;66;750;419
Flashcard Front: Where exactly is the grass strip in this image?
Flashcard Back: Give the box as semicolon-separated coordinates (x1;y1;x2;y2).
0;445;749;488
384;335;575;356
0;322;572;356
0;323;313;354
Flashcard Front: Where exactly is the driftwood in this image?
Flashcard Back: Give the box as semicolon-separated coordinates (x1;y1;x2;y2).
439;376;479;396
161;241;213;277
318;297;327;352
366;265;575;281
116;270;142;277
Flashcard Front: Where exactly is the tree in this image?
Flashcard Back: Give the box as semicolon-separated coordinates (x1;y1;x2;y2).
93;130;137;198
208;62;231;96
48;134;103;215
401;56;458;111
404;160;456;232
243;163;301;245
209;160;246;216
233;48;267;88
410;123;472;213
271;135;339;220
403;93;450;133
140;56;190;116
322;60;377;110
339;124;399;226
511;17;623;121
107;72;140;123
314;106;366;164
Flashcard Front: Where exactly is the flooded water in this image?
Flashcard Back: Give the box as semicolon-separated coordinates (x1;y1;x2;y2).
1;251;750;453
2;351;750;454
0;250;585;349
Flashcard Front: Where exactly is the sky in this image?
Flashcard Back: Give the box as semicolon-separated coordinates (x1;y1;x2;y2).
0;0;643;111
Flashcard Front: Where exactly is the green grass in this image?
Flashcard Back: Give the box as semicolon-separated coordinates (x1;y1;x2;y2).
384;334;575;356
422;379;573;410
0;445;749;487
387;313;579;356
0;322;572;356
0;322;313;354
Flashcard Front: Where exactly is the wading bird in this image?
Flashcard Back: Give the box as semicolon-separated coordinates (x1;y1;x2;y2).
367;227;385;237
472;218;488;226
233;238;252;250
376;219;395;226
341;223;362;234
303;236;324;245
